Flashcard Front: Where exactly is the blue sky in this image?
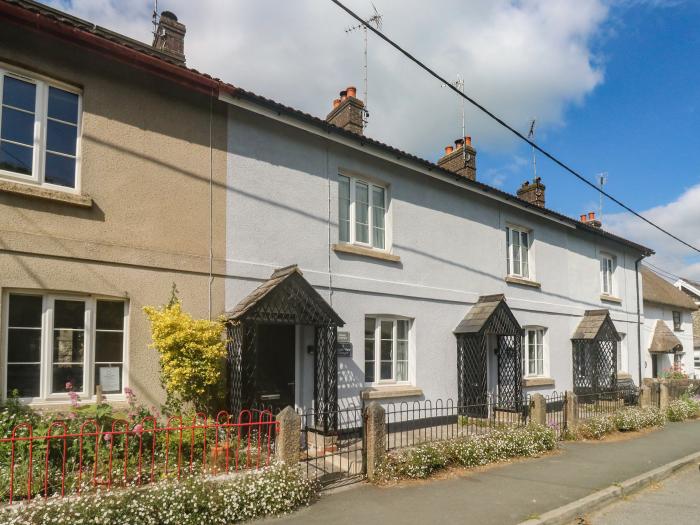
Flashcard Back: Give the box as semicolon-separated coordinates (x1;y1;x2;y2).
46;0;700;278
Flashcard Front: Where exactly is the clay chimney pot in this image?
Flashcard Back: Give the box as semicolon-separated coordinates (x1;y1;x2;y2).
588;211;596;221
580;214;587;223
332;98;341;109
465;136;472;146
444;145;454;155
339;90;347;101
346;86;357;98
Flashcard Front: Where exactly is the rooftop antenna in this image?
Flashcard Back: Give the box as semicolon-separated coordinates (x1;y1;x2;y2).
345;2;383;126
152;0;160;38
528;119;537;179
597;172;608;220
441;75;469;163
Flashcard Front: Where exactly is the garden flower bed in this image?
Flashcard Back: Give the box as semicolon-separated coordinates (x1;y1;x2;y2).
374;424;557;482
0;463;316;525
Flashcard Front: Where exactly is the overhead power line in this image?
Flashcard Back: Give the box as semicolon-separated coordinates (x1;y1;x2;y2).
329;0;700;255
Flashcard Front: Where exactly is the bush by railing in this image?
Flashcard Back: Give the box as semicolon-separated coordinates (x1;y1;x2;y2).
0;409;277;504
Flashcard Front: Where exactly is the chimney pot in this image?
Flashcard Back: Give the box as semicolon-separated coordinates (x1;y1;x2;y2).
444;145;454;155
454;138;464;148
588;211;595;221
580;214;587;222
326;86;365;135
465;136;472;146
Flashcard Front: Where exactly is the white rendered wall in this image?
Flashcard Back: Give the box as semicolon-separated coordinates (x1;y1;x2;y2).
642;303;695;379
226;106;646;410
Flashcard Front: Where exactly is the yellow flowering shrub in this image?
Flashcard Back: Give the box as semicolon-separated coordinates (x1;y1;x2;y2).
144;299;227;412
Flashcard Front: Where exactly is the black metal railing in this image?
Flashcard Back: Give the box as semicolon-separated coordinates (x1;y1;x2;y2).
576;387;640;420
299;405;364;488
385;395;528;451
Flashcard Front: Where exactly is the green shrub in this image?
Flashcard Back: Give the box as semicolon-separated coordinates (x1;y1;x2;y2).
0;463;316;525
667;398;700;422
375;424;556;482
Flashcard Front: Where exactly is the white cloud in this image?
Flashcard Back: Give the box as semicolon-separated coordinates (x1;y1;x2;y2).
47;0;609;160
604;182;700;280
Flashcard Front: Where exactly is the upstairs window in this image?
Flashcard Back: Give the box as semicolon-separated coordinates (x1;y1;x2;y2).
0;67;81;191
364;317;410;384
338;174;386;249
3;292;126;401
672;311;682;331
600;254;616;295
506;225;530;278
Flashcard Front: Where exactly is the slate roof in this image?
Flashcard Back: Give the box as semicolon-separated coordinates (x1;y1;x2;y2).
648;320;683;354
572;310;619;340
642;267;697;311
1;0;656;258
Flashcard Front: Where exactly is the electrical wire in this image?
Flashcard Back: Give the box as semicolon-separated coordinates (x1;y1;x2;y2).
329;0;700;255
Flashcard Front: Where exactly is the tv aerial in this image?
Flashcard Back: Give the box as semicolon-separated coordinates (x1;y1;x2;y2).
345;3;383;126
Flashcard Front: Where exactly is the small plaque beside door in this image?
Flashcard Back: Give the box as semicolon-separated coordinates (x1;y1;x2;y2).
336;332;353;357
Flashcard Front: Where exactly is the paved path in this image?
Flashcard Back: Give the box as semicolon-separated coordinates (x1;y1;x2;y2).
582;463;700;524
261;420;700;525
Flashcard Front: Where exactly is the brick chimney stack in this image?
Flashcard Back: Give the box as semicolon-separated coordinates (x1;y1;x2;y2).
326;86;365;135
437;136;477;180
152;11;186;65
517;177;546;208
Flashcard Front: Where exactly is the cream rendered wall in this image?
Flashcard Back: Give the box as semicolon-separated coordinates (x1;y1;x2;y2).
0;23;228;408
225;106;645;411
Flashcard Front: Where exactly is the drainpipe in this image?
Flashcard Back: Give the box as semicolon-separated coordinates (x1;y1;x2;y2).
635;256;645;386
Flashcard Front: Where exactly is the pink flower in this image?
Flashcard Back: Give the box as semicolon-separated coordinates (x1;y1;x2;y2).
65;381;73;391
67;412;76;420
103;434;112;442
133;424;144;435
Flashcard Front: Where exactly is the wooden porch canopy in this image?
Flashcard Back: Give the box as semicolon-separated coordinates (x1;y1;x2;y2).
648;320;683;354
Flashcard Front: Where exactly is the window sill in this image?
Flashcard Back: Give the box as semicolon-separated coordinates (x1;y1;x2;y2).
522;377;555;387
332;243;400;263
0;179;92;208
505;275;541;289
361;385;423;400
600;294;623;304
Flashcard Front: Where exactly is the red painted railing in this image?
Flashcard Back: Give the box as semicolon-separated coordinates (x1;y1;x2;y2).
0;409;277;504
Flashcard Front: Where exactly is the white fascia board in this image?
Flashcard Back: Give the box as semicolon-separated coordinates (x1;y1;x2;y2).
674;279;700;303
220;93;575;231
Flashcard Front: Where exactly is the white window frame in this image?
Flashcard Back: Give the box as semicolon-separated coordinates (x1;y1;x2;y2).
0;63;82;193
523;326;548;378
600;253;616;296
338;173;388;250
617;333;627;372
506;224;532;279
2;291;128;404
364;316;411;385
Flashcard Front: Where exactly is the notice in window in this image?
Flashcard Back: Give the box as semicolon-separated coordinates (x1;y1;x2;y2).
98;366;120;393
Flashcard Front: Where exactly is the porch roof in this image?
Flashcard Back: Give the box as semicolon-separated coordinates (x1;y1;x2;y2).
454;294;521;335
648;320;683;354
226;265;344;326
572;309;621;341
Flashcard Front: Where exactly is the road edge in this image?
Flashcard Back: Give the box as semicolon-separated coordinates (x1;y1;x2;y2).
517;450;700;525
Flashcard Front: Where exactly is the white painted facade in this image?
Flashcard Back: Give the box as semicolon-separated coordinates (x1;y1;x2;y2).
641;303;695;379
224;102;647;411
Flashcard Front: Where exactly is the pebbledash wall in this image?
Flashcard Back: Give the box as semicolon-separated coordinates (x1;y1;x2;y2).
0;21;228;409
224;103;647;411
